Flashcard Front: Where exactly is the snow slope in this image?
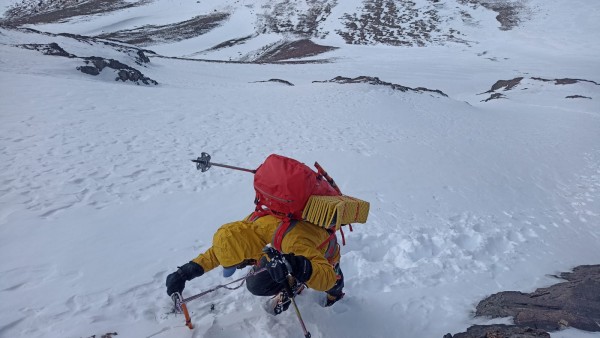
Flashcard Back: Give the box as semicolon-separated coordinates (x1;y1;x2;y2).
1;0;600;337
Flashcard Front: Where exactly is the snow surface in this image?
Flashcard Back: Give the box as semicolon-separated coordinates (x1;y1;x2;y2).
1;0;600;337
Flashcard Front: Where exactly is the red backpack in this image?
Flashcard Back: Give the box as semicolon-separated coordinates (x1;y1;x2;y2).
253;154;340;218
249;154;341;253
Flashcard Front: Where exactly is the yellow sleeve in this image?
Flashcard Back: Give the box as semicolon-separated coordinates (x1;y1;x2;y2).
191;247;220;273
284;242;337;292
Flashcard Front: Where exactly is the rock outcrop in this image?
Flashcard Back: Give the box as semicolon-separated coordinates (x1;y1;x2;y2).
444;324;550;338
476;265;600;332
77;57;158;85
314;76;448;97
444;265;600;338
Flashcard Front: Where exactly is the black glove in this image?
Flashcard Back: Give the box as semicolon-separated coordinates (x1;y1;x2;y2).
266;253;312;284
166;261;204;296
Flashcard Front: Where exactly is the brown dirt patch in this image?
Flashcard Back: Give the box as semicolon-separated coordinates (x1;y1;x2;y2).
248;39;338;63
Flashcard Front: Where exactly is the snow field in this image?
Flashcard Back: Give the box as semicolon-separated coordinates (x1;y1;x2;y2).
2;48;599;337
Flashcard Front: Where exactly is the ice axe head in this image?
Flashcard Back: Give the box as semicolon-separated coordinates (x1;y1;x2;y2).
171;292;194;329
192;152;212;172
171;292;183;313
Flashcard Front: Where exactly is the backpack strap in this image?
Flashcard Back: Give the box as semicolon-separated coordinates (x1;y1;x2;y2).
272;219;298;252
317;229;339;264
247;209;269;222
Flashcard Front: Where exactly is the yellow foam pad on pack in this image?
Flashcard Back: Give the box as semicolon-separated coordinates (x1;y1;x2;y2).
302;195;370;231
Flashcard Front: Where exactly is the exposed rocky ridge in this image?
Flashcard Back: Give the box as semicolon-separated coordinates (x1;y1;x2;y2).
257;0;338;39
458;0;530;31
96;13;230;47
531;77;600;86
20;42;75;58
77;57;158;85
2;0;151;26
16;40;157;85
8;26;157;65
337;0;470;46
480;76;599;102
314;76;448;97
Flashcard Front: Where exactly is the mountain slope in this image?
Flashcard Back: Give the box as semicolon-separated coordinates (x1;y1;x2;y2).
0;1;599;338
2;0;534;61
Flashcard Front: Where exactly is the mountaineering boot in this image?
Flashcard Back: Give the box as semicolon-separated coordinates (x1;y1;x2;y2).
324;292;344;307
264;284;306;315
272;291;292;315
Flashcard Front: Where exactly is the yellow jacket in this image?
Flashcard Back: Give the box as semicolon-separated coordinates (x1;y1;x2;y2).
192;215;340;292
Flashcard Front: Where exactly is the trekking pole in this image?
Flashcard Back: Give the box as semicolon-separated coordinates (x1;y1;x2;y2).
192;152;256;173
263;245;312;338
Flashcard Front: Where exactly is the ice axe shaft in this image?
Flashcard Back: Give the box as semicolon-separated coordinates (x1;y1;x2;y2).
171;268;267;330
192;152;256;174
171;293;194;330
263;245;311;338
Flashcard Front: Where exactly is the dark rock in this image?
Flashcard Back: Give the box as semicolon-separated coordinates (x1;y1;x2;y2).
19;42;75;58
251;79;295;86
447;324;550;338
136;50;150;64
555;78;578;85
45;42;72;57
314;76;448;97
78;56;158;85
84;332;118;338
476;265;600;331
566;95;592;99
484;77;523;93
532;77;600;86
76;65;100;76
482;93;506;102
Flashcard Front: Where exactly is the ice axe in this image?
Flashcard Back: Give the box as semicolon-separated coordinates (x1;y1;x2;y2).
171;268;267;330
191;152;256;174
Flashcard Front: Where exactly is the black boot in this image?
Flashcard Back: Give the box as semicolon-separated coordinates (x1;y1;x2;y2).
325;292;345;307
